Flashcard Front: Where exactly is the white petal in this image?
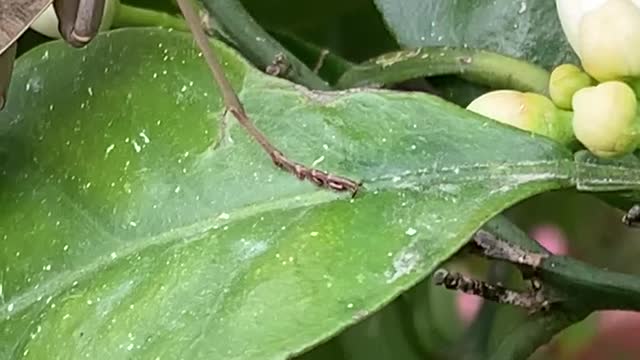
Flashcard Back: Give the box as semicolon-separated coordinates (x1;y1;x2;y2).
556;0;609;56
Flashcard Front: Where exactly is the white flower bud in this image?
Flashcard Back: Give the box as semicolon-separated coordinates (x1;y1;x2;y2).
549;64;593;110
467;90;574;145
572;81;640;157
556;0;640;81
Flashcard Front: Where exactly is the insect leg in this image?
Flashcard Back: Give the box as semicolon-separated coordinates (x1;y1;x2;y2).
0;43;17;110
53;0;105;47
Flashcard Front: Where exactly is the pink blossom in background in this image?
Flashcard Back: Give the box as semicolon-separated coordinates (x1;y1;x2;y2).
454;224;640;358
456;292;483;325
529;224;569;255
577;310;640;359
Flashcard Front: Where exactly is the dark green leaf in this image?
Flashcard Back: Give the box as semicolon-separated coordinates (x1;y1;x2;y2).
373;0;578;68
574;150;640;210
299;277;460;360
270;31;354;85
242;0;398;62
0;28;584;359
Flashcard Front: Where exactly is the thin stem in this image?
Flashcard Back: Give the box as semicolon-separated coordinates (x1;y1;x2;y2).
434;269;547;310
177;0;241;109
541;256;640;312
175;0;360;194
336;47;550;94
458;263;509;359
471;215;640;358
112;3;189;32
482;217;640;312
199;0;329;90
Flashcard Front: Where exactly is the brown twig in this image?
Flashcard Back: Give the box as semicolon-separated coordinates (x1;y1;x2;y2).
175;0;361;196
472;230;548;268
433;269;549;312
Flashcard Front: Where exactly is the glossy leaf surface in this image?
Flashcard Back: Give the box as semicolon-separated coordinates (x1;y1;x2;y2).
0;28;578;359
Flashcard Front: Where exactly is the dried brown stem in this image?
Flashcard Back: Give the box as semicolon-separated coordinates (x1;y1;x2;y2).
176;0;361;195
433;269;549;312
472;230;548;268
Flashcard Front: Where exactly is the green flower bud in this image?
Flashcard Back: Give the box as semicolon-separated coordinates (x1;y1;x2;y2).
549;64;594;110
572;81;640;157
556;0;640;81
467;90;574;145
31;0;119;40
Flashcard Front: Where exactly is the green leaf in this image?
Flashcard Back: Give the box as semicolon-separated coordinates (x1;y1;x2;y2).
574;150;640;210
373;0;578;68
1;28;576;359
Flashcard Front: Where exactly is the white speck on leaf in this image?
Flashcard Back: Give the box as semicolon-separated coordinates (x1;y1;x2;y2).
132;140;141;153
110;252;117;259
311;156;325;167
518;1;527;14
405;227;418;236
310;231;319;237
218;212;230;220
7;303;14;312
238;239;268;260
25;76;43;93
139;131;150;144
385;238;422;283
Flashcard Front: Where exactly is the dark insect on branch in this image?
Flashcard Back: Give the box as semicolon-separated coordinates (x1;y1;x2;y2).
175;0;362;196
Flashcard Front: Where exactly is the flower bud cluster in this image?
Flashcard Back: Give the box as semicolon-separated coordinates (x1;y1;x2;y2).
467;0;640;158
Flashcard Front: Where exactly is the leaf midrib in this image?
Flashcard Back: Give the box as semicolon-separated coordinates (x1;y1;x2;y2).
0;157;575;320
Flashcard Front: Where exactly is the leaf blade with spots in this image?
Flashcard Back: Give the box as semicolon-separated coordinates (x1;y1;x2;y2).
373;0;577;68
0;28;578;359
